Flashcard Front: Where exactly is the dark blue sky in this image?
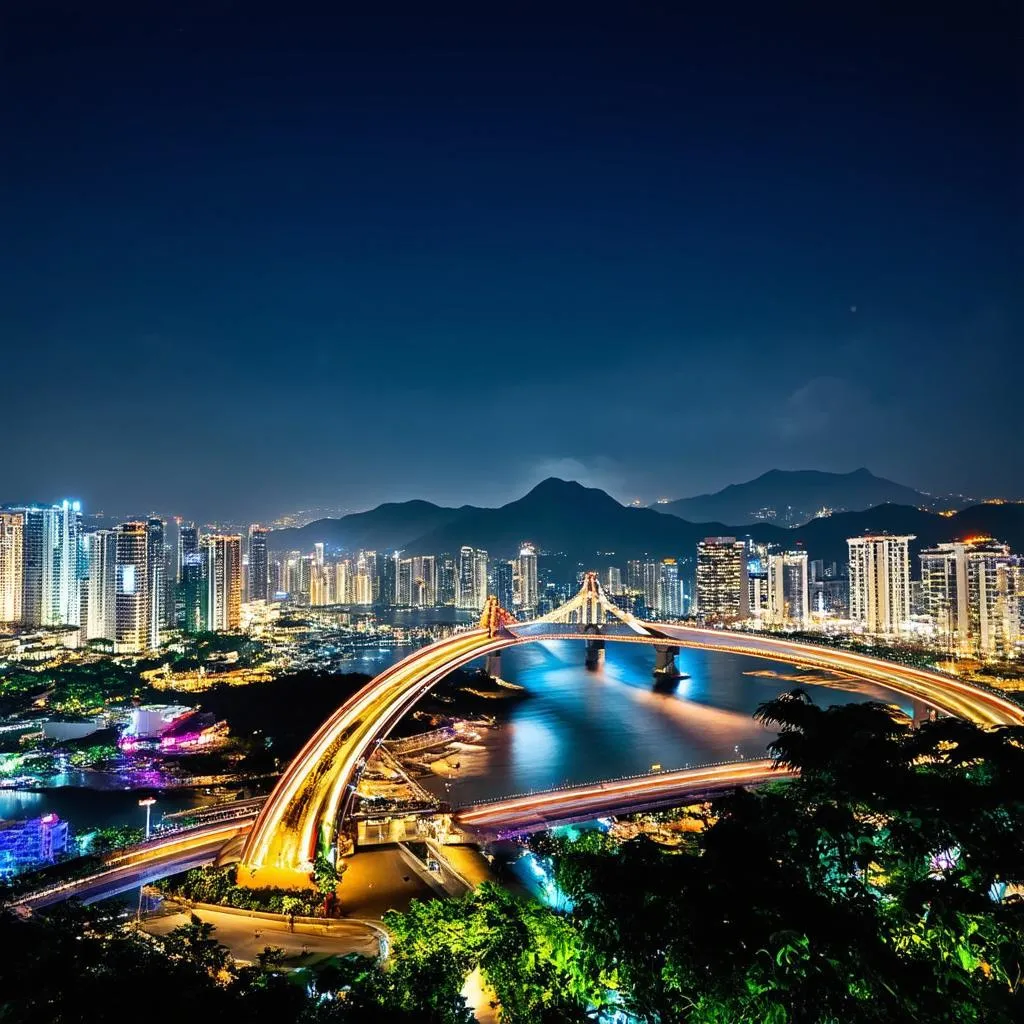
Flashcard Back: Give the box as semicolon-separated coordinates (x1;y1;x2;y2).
3;2;1021;520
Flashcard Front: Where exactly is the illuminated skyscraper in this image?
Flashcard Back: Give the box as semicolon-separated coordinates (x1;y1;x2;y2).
766;551;810;626
204;535;242;631
179;523;204;633
514;543;538;615
437;553;457;606
696;537;749;623
604;566;622;596
642;560;659;615
847;534;914;634
656;559;681;617
351;550;376;605
0;512;24;623
146;518;165;649
114;522;149;653
83;530;116;641
19;501;82;628
492;560;514;611
457;546;488;611
334;559;350;604
920;539;1022;657
247;525;269;602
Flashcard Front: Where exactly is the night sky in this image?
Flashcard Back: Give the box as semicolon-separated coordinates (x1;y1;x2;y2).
3;3;1021;520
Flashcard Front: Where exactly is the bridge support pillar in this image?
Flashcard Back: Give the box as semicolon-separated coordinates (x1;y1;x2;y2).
485;650;502;679
653;645;682;679
585;638;605;670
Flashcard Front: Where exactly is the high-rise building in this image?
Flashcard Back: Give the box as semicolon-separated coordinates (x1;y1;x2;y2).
146;518;165;649
656;559;681;617
19;501;83;628
351;551;375;605
165;516;182;627
920;539;1023;657
604;566;622;596
0;512;24;623
247;525;269;602
179;523;205;633
114;522;149;653
766;551;810;627
696;537;749;623
457;546;488;611
83;530;116;641
748;571;770;621
848;534;914;634
492;560;514;611
203;535;242;631
642;561;659;615
514;543;538;615
334;559;351;604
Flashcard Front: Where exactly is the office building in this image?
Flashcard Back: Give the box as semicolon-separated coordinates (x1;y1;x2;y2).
20;501;83;628
0;512;23;623
351;550;375;605
920;539;1023;657
656;559;681;617
114;522;149;653
146;518;165;648
604;566;622;596
248;525;269;602
457;546;488;611
204;535;242;631
748;571;770;621
82;530;116;641
437;554;457;606
696;537;749;623
492;560;515;611
766;551;810;627
514;543;538;615
848;534;914;634
179;524;205;633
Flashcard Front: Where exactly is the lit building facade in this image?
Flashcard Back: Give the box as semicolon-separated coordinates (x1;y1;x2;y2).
248;525;269;602
146;517;165;649
847;534;914;634
20;501;83;628
696;537;749;623
514;543;538;615
457;546;488;611
0;512;24;623
83;530;116;641
114;522;149;653
204;535;242;631
920;539;1023;657
656;559;681;617
766;550;810;626
179;524;204;633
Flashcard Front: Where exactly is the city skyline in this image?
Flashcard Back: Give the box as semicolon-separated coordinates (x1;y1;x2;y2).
4;5;1021;520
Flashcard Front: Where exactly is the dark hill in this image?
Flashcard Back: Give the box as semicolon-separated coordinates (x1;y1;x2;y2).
268;499;476;552
659;468;930;526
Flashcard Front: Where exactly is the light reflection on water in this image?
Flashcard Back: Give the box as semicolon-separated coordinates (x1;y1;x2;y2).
422;640;910;805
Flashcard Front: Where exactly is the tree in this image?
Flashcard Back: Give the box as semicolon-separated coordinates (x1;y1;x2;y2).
255;945;286;970
162;913;232;976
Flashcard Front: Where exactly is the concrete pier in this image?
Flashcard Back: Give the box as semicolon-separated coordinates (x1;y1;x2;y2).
653;644;683;679
585;638;605;670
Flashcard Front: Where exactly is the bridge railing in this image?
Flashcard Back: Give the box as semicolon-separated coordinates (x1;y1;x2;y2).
454;757;780;809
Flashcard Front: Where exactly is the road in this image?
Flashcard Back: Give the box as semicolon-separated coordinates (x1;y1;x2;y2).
142;904;382;965
456;759;794;834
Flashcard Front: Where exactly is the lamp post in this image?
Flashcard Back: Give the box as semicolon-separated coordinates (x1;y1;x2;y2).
139;797;156;840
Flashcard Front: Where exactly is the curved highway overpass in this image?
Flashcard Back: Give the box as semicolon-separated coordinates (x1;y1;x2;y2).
239;575;1024;882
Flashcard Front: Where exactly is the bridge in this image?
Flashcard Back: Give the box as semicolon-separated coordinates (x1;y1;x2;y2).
236;573;1024;886
14;573;1024;904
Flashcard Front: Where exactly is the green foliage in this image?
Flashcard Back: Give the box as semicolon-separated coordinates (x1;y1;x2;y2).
165;865;325;917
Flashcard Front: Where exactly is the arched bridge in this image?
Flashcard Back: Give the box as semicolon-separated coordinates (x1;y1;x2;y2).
237;573;1024;885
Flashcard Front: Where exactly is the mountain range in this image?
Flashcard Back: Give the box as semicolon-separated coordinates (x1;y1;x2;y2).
655;468;950;526
270;474;1024;569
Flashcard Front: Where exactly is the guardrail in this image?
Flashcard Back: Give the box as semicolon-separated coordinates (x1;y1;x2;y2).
455;757;779;809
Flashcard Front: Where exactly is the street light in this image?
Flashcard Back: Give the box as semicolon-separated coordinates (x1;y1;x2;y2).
139;797;156;840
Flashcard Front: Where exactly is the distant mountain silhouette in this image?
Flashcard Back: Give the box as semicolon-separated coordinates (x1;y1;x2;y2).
658;468;932;526
268;476;1024;568
268;499;476;552
406;478;735;558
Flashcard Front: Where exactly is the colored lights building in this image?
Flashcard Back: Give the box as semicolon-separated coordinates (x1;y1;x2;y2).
604;566;622;596
247;525;269;602
114;521;149;653
920;539;1023;657
203;535;242;631
179;523;204;633
847;534;915;634
766;550;810;626
696;537;749;623
0;814;70;879
0;512;23;623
